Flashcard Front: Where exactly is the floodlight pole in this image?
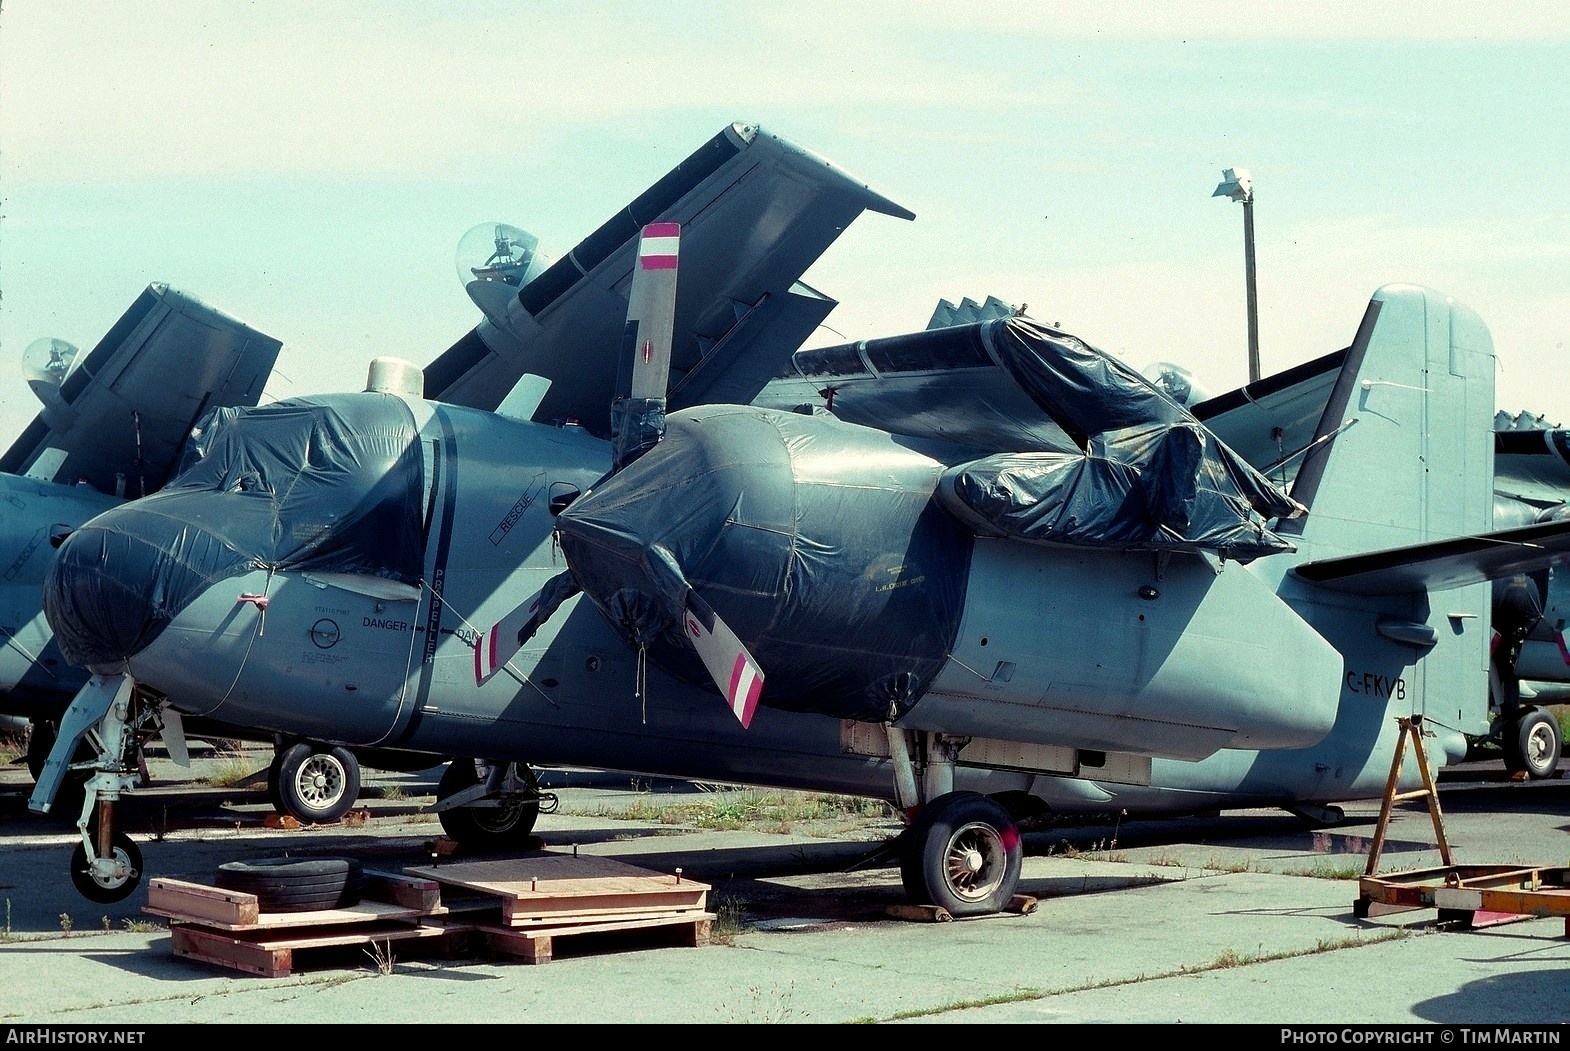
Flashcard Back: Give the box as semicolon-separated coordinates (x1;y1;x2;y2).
1241;191;1259;384
1213;167;1260;384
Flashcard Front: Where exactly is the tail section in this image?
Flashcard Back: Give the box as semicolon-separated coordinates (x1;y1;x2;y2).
1277;284;1496;557
1265;285;1500;775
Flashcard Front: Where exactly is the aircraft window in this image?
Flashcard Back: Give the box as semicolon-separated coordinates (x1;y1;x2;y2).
158;395;427;582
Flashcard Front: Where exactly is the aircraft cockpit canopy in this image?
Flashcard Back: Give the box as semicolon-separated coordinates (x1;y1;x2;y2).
456;222;552;290
44;393;427;670
22;336;79;397
1140;361;1210;410
168;394;427;583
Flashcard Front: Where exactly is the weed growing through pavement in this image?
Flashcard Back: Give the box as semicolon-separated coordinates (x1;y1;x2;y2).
364;940;396;975
710;894;746;944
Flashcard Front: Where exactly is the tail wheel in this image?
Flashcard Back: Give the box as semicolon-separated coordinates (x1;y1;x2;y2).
436;760;541;849
899;791;1023;917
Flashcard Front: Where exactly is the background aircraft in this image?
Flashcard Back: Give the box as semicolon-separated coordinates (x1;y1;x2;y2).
0;284;281;796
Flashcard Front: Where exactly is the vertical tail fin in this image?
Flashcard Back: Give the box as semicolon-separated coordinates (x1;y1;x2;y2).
1278;283;1496;558
1273;284;1496;750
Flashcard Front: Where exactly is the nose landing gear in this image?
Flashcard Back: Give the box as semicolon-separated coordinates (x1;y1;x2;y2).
30;673;166;904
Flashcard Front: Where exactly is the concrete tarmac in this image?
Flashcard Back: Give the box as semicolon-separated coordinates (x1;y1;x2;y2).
1;749;1567;1026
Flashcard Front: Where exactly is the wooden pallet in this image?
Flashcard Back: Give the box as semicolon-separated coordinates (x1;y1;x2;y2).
407;852;716;964
407;853;709;925
145;853;717;975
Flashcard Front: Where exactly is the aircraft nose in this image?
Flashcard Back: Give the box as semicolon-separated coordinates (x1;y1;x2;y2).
44;499;251;671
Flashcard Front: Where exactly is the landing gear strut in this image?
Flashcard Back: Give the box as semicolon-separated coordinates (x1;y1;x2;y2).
29;674;165;903
886;727;1025;916
430;759;555;849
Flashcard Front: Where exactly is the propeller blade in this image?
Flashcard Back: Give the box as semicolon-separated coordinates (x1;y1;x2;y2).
474;571;579;685
611;222;681;472
683;591;764;728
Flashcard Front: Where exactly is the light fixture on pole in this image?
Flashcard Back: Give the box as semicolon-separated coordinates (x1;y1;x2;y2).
1212;167;1259;384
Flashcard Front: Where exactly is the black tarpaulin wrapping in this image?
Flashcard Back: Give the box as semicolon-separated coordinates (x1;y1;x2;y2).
933;320;1302;562
556;405;972;721
45;394;425;668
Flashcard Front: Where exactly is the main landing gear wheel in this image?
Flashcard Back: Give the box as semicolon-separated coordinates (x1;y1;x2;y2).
898;791;1023;917
270;742;361;823
69;831;143;904
1504;708;1562;780
436;760;541;849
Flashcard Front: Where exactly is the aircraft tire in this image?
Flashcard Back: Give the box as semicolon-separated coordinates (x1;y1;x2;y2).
215;857;364;912
272;742;361;824
435;760;540;849
1504;708;1562;780
898;791;1022;917
69;831;143;904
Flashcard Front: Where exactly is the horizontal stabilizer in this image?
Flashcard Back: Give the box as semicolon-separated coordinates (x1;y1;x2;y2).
1292;518;1570;595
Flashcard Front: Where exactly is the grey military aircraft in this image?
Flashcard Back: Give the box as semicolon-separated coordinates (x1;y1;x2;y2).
25;120;920;901
0;284;282;791
35;179;1570;922
1483;416;1570;777
10;119;915;837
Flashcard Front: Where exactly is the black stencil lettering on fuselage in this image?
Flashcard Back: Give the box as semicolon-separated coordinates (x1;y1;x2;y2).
489;472;545;546
1344;670;1407;701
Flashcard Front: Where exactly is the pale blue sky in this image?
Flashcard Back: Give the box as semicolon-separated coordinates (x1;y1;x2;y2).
3;1;1568;444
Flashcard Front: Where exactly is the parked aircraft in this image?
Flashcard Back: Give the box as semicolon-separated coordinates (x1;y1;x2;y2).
512;282;1570;864
0;285;282;797
6;120;913;835
1482;416;1570;777
34;180;1570;923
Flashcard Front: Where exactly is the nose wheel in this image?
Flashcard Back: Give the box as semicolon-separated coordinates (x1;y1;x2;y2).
69;828;143;903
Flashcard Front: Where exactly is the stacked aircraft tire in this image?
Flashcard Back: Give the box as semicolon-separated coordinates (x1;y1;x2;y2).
214;857;365;913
